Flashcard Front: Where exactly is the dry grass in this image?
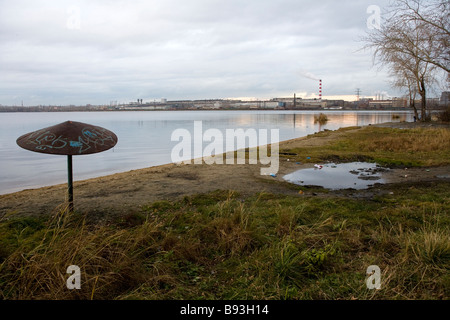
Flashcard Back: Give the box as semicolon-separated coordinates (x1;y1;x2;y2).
282;126;450;167
358;128;450;153
0;206;162;299
407;224;450;268
0;182;449;300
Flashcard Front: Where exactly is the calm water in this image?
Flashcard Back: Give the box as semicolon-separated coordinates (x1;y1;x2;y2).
0;110;412;194
283;162;387;190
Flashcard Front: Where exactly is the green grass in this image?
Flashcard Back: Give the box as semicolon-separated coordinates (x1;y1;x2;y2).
0;182;449;300
282;126;450;167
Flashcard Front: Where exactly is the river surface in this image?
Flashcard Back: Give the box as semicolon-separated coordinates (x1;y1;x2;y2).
0;110;412;194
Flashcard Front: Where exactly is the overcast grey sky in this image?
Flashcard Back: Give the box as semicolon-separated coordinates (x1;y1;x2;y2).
0;0;399;106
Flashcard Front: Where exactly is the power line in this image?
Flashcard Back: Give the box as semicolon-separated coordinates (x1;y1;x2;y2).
355;88;362;101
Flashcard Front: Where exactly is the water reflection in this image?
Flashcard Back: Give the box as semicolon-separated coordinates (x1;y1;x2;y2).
283;162;388;190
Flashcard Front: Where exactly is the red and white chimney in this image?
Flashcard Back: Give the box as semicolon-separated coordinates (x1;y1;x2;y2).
319;79;322;101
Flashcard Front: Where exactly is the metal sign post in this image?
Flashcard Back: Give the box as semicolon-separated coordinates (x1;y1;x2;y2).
67;155;74;212
17;121;118;212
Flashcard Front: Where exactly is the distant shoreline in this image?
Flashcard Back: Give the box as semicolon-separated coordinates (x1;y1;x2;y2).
0;107;427;113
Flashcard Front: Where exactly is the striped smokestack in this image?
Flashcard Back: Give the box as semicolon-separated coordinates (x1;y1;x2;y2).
319;79;322;101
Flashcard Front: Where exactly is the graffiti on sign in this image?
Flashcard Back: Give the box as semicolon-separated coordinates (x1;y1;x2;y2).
18;123;117;155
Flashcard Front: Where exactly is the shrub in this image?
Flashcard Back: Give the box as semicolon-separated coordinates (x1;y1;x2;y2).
314;113;328;124
437;106;450;122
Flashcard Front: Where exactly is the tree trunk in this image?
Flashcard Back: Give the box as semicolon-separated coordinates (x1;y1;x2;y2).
419;77;427;121
408;85;419;121
410;97;419;121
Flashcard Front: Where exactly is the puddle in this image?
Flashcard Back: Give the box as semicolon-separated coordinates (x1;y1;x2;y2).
283;162;388;190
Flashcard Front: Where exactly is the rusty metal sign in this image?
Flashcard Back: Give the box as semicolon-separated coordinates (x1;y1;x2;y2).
16;120;118;212
16;120;118;155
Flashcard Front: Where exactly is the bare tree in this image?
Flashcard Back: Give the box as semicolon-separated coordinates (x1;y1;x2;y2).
393;0;449;73
363;0;448;121
390;64;419;120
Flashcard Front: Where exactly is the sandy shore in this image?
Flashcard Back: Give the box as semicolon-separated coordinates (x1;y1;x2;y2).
1;123;449;222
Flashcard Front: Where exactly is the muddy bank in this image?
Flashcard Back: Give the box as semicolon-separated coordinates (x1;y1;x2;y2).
1;122;449;222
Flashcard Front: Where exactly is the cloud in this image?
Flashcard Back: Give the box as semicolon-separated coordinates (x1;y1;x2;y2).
0;0;397;105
